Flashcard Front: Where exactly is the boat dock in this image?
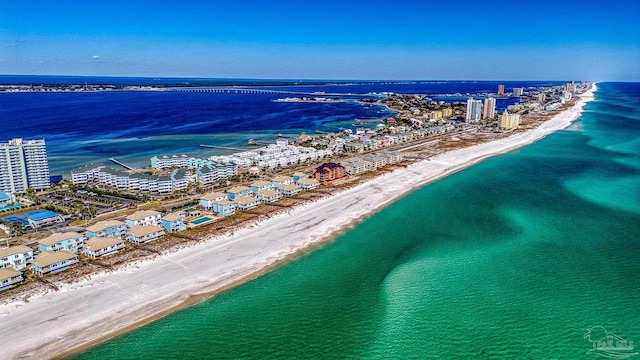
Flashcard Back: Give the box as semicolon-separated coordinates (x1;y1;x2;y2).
108;158;135;170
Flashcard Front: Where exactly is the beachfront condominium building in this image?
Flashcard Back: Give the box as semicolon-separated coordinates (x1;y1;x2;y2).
466;98;483;122
512;87;524;97
499;110;521;130
497;84;505;96
0;138;50;194
483;97;496;119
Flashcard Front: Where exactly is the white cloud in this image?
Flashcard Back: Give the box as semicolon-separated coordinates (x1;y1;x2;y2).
92;55;101;59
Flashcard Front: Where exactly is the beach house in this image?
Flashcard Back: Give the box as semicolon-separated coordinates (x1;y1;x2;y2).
0;268;24;291
83;236;126;259
233;196;260;211
271;175;293;187
250;180;273;194
277;183;301;196
126;210;162;227
298;178;320;190
227;186;252;200
199;192;227;211
256;189;282;203
215;200;236;216
31;251;79;276
0;245;34;270
127;225;165;245
38;231;86;253
85;220;127;239
161;212;186;233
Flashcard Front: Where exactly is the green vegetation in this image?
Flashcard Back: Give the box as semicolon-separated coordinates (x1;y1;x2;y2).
75;186;143;201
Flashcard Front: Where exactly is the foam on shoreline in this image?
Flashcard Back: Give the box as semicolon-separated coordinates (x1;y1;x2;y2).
0;85;596;360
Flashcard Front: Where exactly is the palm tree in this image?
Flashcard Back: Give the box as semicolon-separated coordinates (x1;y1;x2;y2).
7;221;25;237
24;187;40;205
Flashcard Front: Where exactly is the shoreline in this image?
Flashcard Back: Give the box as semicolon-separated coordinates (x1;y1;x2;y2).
1;85;596;360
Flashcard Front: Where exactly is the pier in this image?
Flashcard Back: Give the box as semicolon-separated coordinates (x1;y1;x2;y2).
108;158;135;170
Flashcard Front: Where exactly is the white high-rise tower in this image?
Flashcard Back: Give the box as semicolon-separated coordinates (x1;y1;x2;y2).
466;98;483;122
0;138;50;194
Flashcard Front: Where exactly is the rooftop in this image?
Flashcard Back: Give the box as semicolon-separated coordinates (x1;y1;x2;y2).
27;210;60;222
278;183;301;191
126;210;161;221
0;267;22;279
85;220;125;232
257;189;280;197
128;225;164;238
200;192;227;201
272;176;293;182
39;232;83;246
250;180;272;187
0;245;33;258
298;178;319;185
85;236;124;251
234;196;259;205
162;212;183;222
34;251;77;268
227;186;251;193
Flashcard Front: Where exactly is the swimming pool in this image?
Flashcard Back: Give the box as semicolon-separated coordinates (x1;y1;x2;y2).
0;203;23;212
190;216;213;225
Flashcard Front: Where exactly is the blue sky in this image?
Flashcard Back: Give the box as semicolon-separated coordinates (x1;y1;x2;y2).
1;0;639;80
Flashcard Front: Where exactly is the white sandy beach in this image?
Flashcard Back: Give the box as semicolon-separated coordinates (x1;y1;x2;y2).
0;85;595;359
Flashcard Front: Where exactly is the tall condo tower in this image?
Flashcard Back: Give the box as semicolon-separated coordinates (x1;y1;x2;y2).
483;97;496;119
512;87;524;97
0;138;50;194
466;98;483;122
497;84;505;96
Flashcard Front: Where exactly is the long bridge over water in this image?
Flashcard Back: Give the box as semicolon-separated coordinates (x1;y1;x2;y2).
167;87;364;97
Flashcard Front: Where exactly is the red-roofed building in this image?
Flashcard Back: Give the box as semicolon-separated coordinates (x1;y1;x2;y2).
313;162;345;183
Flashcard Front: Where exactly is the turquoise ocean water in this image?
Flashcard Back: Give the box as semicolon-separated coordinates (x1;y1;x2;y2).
75;83;639;359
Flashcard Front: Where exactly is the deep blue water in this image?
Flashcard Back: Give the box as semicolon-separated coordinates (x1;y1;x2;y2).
0;76;563;174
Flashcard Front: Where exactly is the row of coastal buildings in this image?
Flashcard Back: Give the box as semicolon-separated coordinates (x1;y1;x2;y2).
465;82;584;128
0;168;330;290
0;169;325;290
465;97;521;129
71;161;237;192
197;153;405;218
199;172;320;216
0;209;183;290
1;154;406;290
70;139;332;192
